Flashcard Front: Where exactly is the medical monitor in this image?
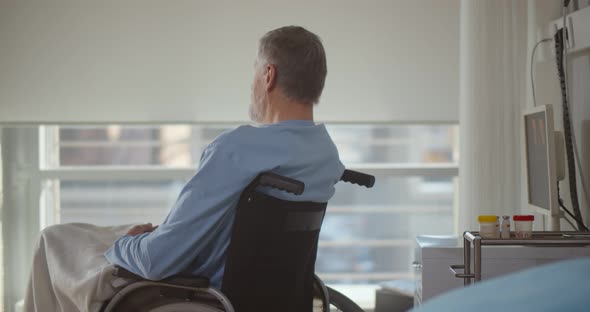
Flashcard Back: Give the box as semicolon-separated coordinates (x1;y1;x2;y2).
523;104;561;230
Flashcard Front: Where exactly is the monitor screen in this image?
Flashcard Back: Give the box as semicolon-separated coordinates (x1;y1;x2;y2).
525;111;550;210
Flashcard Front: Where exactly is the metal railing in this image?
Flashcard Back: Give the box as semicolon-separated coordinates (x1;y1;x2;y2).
450;231;590;285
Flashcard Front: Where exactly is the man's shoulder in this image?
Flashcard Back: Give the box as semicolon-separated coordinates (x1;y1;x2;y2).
209;123;338;158
210;125;259;147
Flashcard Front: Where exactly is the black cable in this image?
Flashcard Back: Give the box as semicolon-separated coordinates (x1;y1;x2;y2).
559;198;589;231
563;214;577;230
557;184;589;231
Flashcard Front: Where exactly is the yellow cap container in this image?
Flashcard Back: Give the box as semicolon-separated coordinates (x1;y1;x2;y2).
478;215;499;238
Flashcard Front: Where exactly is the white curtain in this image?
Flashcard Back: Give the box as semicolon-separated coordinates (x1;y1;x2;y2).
0;128;4;311
1;128;40;311
0;0;460;124
459;0;529;231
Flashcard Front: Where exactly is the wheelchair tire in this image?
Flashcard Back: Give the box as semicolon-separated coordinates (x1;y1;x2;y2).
148;302;222;312
327;286;364;312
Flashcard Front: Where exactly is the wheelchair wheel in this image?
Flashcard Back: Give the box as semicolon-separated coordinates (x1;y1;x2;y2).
102;282;229;312
326;286;364;312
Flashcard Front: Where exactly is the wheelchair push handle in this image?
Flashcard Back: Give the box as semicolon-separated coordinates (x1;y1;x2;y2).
340;170;375;188
257;172;305;195
253;169;374;196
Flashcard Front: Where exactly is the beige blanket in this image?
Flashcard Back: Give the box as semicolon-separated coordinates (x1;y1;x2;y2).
23;223;130;312
23;223;330;312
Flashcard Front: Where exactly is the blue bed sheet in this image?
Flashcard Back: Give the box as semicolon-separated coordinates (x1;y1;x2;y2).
412;257;590;312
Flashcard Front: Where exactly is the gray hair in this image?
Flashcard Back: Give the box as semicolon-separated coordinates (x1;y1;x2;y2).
258;26;327;105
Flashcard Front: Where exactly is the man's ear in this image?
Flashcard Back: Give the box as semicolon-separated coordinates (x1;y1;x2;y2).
265;64;277;91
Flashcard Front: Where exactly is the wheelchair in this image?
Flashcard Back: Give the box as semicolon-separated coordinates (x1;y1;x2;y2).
101;170;375;312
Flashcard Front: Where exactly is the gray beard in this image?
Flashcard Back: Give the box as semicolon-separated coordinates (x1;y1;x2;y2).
248;97;266;123
248;103;261;123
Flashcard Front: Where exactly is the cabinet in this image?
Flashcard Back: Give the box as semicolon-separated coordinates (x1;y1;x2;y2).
414;234;590;306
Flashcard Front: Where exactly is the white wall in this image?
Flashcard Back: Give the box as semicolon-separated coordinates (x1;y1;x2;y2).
569;50;590;226
0;0;459;124
527;0;590;227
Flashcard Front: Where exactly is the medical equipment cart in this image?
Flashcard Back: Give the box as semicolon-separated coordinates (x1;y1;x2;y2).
449;231;590;285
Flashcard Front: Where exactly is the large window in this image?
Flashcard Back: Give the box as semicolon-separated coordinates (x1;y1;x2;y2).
39;124;458;286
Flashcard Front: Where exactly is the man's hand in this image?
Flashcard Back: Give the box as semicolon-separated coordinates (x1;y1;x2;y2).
127;223;158;236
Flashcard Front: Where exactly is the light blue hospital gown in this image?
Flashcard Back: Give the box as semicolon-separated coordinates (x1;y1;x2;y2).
105;120;344;288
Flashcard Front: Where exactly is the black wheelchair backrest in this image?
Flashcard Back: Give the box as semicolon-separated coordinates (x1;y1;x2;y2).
220;169;374;312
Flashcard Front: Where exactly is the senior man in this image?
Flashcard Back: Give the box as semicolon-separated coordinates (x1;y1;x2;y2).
24;26;343;311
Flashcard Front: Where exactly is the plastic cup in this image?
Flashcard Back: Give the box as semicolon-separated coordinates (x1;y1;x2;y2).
513;215;534;238
478;215;499;238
